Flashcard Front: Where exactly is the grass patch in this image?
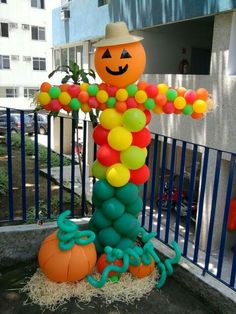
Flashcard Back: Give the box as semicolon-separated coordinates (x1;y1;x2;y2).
0;168;8;195
4;134;71;167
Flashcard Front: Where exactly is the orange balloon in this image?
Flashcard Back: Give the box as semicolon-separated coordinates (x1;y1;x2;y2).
137;80;148;90
115;101;127;112
60;84;69;92
191;112;204;119
196;88;209;101
129;258;155;278
98;103;107;111
38;231;97;282
176;87;187;97
40;82;51;92
94;42;146;88
137;103;146;111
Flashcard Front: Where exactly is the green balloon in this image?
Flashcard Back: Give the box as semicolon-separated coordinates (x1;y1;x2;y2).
92;160;107;179
93;179;115;201
126;84;138;96
92;194;102;208
106;97;116;108
116;237;135;250
126;197;143;215
122;108;146;132
49;86;60;98
70;98;81;110
121;146;146;170
88;219;99;233
183;104;193;115
98;227;121;247
113;213;140;238
94;237;104;254
144;98;155;110
87;84;99;96
116;183;139;205
90;209;112;229
101;197;125;220
166;89;177;101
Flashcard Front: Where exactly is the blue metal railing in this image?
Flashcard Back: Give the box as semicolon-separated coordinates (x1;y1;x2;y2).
0;107;235;292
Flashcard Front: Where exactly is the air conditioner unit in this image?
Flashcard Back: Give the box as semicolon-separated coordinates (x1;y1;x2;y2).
61;9;70;20
9;22;18;29
11;55;19;61
23;56;31;62
22;24;30;30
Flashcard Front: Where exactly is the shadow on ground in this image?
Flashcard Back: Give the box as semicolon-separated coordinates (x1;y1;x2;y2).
0;262;217;314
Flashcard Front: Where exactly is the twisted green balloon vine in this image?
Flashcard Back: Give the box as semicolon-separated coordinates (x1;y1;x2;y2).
57;210;95;251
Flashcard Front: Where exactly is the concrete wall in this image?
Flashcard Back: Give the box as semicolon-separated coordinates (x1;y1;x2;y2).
52;0;236;46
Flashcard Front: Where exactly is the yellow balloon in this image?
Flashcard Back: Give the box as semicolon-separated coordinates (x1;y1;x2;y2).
59;92;71;105
99;108;122;129
81;103;91;112
142;147;148;158
135;90;147;104
96;90;109;103
108;126;133;151
106;163;130;187
193;100;207;113
116;89;128;101
38;92;51;105
174;96;186;109
157;84;168;94
80;82;89;91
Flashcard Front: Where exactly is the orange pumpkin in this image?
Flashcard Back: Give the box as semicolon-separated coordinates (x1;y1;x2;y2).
97;253;123;277
38;230;97;282
94;42;146;88
129;259;155;278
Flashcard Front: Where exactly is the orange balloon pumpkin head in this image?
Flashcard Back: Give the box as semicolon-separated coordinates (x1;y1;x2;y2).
94;22;146;88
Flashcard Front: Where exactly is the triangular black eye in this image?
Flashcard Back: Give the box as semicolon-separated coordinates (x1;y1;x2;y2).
102;49;111;58
120;49;131;59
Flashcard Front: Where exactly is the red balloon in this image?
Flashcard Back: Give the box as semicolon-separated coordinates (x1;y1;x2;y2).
145;84;158;97
67;84;80;97
126;97;138;109
93;125;109;145
144;109;151;125
97;144;120;167
106;85;118;97
132;128;151;148
97;253;123;277
50;99;62;111
130;164;150;185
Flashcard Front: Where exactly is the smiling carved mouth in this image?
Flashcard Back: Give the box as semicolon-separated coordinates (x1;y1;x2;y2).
105;64;128;76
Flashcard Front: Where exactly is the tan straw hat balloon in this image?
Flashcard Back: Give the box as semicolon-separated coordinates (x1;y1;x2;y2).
94;21;143;47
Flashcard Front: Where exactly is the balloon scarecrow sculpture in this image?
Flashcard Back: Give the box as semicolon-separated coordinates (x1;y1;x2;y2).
37;22;211;289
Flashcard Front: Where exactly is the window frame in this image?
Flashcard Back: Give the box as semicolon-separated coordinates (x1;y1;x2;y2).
24;87;38;98
6;88;19;98
31;26;45;41
31;0;45;9
0;22;9;37
0;55;10;69
32;57;46;71
0;0;7;4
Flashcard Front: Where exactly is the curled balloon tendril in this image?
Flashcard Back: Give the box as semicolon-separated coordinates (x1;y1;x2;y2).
87;240;181;289
57;210;95;251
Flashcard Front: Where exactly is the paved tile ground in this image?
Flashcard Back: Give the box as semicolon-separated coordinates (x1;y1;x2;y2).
0;262;217;314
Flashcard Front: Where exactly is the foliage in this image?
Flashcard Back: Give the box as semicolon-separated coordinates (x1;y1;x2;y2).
48;60;96;84
4;134;71;167
0;145;7;156
0;168;8;195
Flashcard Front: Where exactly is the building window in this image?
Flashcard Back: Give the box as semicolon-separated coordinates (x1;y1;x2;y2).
61;48;68;66
33;57;46;70
0;22;9;37
0;55;10;69
31;0;44;9
54;49;60;68
24;88;38;98
0;0;7;3
6;88;18;98
31;26;45;40
98;0;109;6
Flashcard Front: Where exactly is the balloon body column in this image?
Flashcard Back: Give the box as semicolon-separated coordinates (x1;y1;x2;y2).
37;22;210;288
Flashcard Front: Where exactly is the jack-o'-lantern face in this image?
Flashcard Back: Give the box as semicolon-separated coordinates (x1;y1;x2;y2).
94;42;146;88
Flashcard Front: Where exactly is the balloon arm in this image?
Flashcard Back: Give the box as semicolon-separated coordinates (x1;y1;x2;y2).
139;227;156;243
87;254;130;288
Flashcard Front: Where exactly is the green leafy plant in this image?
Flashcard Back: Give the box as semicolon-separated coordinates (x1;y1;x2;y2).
0;168;8;195
48;60;96;84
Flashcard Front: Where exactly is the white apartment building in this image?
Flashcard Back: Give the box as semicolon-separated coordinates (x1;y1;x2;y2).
0;0;60;110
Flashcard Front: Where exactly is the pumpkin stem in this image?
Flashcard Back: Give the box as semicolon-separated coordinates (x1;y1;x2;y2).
57;210;96;251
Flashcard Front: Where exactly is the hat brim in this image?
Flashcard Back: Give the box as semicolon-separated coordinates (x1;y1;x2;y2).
94;35;143;47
